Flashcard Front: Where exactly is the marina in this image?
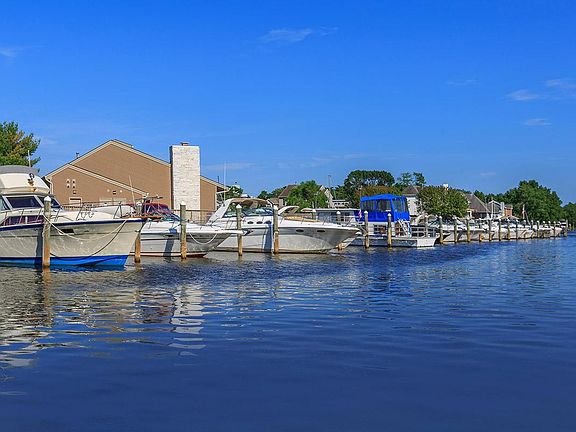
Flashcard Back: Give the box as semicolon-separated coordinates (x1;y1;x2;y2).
1;236;575;431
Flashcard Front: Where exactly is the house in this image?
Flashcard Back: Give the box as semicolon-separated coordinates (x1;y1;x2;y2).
43;139;226;212
487;200;514;218
402;185;421;218
466;193;489;219
277;184;297;207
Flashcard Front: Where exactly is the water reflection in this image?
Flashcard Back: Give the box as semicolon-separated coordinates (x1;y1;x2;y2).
0;264;207;368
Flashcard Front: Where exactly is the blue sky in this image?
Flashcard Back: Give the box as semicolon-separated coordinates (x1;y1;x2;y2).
1;0;575;202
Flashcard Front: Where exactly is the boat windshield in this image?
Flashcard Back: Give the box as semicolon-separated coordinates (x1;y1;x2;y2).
2;195;62;210
224;205;273;218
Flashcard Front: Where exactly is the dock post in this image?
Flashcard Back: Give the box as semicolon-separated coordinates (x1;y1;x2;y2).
453;217;458;244
387;213;392;248
506;219;511;240
180;202;187;260
487;218;492;242
439;216;444;245
424;216;429;237
42;196;51;269
515;220;519;241
553;221;557;238
498;219;502;241
466;218;471;243
134;232;141;263
536;221;540;238
336;211;343;250
363;210;370;249
565;222;569;237
235;204;243;256
273;205;280;254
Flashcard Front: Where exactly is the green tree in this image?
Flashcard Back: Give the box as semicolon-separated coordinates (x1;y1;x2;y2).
396;172;414;187
0;121;40;166
286;180;328;208
417;186;469;218
413;172;426;187
342;170;395;206
258;186;285;200
563;203;576;227
501;180;563;221
225;184;244;199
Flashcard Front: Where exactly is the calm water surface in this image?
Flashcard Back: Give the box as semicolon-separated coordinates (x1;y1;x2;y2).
1;237;576;431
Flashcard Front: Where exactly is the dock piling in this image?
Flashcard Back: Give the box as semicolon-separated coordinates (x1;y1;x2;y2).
453;217;458;244
439;216;444;245
363;210;370;249
134;232;141;263
273;205;280;254
180;202;187;260
42;196;51;269
387;213;392;248
236;204;243;256
498;219;502;241
466;218;471;243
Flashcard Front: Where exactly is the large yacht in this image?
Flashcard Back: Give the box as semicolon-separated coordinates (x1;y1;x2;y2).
96;201;239;257
0;166;144;266
208;198;359;253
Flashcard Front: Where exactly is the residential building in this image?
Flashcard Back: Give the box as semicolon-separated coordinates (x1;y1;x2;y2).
43;139;226;212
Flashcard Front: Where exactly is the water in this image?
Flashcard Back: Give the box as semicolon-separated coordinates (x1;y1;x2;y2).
1;238;576;431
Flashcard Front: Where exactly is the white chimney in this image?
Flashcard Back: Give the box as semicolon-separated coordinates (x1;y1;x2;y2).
170;143;200;210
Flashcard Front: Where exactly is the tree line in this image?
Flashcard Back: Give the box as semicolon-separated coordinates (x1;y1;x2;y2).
2;122;575;225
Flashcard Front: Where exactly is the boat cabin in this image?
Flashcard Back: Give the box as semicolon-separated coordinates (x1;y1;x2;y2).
359;194;410;222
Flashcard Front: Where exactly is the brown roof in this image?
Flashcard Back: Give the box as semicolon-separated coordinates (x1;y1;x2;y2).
466;193;489;213
278;184;297;198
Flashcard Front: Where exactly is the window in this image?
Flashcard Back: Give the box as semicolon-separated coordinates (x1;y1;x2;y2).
6;196;42;209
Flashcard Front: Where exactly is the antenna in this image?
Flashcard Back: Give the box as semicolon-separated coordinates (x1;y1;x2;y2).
129;175;136;209
223;162;227;201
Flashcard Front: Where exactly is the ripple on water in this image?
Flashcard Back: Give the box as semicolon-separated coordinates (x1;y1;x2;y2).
1;239;576;431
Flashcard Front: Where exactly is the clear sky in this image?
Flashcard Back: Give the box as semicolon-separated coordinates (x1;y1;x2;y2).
1;0;575;202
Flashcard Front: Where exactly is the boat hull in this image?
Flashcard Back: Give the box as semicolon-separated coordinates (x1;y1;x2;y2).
0;219;144;267
215;225;358;253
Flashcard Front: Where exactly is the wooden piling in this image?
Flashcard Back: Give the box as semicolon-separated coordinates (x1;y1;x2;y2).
273;205;280;254
506;219;511;241
487;218;492;242
536;221;540;238
363;210;370;249
180;202;187;260
424;216;429;237
466;218;471;243
515;220;519;241
236;204;243;256
453;217;458;244
498;219;502;241
42;196;51;269
134;232;141;263
387;213;392;248
439;216;444;245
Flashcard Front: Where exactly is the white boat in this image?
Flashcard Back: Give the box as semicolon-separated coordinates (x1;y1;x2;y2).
95;202;238;257
0;166;144;266
208;198;359;253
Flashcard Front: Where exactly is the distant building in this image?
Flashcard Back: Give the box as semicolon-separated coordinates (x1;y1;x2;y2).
277;184;297;207
44;139;226;211
487;200;514;218
466;193;489;219
402;185;421;218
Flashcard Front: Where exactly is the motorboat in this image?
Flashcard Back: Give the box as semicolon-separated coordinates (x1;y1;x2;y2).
208;198;359;253
95;201;239;257
0;166;144;266
351;194;438;247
